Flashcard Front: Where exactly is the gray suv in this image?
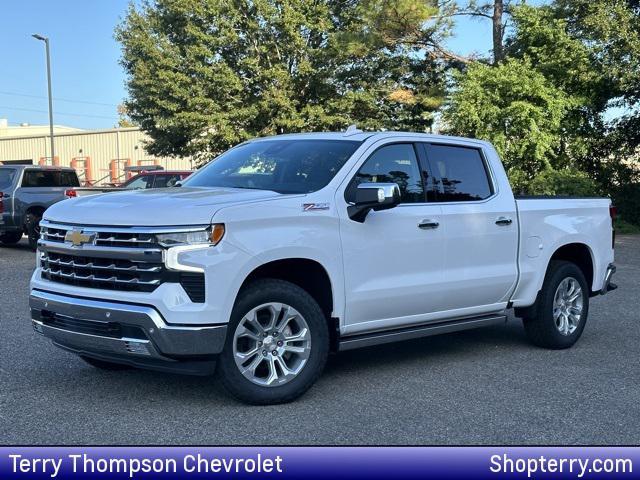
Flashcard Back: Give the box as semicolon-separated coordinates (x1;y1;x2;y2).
0;165;80;249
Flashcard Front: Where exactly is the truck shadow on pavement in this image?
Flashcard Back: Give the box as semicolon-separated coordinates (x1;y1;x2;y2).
0;238;31;252
52;319;530;405
323;318;528;376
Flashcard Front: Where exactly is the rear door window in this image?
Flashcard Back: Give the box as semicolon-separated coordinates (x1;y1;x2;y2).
423;144;493;202
0;168;17;189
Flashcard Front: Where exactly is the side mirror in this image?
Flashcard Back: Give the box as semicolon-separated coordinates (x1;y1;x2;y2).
347;183;401;223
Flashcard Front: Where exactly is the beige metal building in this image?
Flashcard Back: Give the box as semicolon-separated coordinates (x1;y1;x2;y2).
0;119;193;185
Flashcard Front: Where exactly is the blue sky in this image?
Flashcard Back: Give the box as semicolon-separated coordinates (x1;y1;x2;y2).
0;1;510;130
0;0;130;129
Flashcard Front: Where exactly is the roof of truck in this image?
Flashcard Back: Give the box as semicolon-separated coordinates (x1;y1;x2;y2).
0;164;75;171
246;130;492;147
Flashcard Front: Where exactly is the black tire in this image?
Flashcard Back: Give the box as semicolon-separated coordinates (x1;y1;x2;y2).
217;279;329;405
523;260;589;349
0;231;23;245
25;213;41;251
80;355;132;370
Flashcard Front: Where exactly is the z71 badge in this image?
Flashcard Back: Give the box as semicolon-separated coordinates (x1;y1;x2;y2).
302;203;330;211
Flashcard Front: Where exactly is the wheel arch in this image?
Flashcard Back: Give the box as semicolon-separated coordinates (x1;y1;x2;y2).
548;242;595;293
515;241;595;318
239;258;334;316
24;205;47;220
234;257;339;350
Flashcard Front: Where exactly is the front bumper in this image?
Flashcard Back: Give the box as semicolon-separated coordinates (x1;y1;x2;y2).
30;289;227;375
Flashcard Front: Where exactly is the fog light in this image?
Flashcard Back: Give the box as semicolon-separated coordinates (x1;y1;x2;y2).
124;341;151;356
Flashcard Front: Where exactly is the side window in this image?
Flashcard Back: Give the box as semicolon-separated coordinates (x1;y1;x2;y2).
347;144;425;203
125;175;153;190
424;144;493;202
154;174;182;188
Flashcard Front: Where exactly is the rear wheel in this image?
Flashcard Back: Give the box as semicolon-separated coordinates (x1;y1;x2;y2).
523;260;589;349
80;355;132;371
0;231;23;245
25;213;42;251
217;279;329;405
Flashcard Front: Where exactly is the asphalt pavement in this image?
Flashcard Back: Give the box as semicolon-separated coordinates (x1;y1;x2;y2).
1;236;639;445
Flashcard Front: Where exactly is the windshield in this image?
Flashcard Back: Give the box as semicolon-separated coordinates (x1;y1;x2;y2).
0;168;17;190
183;139;361;194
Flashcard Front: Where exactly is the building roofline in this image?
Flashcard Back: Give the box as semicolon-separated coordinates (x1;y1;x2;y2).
0;126;141;142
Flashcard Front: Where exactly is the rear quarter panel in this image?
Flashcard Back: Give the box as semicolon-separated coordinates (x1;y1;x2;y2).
511;198;614;307
14;187;69;218
0;168;21;228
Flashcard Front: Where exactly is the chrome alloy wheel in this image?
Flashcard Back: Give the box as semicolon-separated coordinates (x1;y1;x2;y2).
553;277;583;336
232;302;311;387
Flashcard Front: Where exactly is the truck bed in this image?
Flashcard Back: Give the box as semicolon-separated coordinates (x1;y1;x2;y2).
510;196;614;308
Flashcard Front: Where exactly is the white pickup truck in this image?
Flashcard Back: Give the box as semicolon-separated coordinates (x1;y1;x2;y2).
29;130;617;404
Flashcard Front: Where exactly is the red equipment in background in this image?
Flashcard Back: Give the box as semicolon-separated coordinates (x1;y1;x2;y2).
70;156;94;186
109;158;133;184
38;156;60;167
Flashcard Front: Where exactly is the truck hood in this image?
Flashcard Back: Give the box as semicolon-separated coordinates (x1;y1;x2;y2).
44;187;283;226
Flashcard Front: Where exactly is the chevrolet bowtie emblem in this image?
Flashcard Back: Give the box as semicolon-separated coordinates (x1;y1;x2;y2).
65;230;95;247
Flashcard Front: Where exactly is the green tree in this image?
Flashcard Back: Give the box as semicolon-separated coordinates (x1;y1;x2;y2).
551;0;640;192
116;0;446;161
117;104;136;128
443;1;640;197
443;58;573;191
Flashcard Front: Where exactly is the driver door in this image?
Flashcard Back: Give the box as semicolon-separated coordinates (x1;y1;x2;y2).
338;142;446;335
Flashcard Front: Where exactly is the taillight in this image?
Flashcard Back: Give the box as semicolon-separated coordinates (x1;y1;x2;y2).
65;189;77;198
610;204;617;249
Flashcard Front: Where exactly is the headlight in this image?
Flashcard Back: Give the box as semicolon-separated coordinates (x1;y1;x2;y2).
156;224;225;247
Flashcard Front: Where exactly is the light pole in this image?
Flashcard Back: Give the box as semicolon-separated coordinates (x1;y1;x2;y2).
32;33;55;164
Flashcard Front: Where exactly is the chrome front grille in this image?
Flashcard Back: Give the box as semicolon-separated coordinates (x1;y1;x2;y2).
40;251;164;292
42;226;66;243
38;222;206;301
42;225;158;248
94;232;157;248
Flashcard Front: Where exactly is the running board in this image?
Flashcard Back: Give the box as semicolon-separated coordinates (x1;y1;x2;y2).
338;314;507;351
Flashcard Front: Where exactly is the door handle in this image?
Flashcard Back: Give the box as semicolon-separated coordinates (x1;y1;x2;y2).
418;219;440;230
495;216;513;226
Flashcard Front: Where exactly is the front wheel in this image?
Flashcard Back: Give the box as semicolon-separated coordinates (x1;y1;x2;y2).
0;231;23;246
217;279;329;405
523;260;589;349
25;213;42;251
